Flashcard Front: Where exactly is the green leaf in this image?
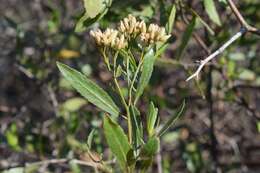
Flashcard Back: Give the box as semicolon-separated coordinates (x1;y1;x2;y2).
238;69;256;81
75;13;90;33
158;100;185;137
134;49;156;104
129;105;143;150
138;137;160;171
147;102;158;137
84;0;106;18
126;149;136;166
155;43;169;58
203;0;221;26
165;4;176;34
140;137;160;157
75;0;112;33
57;62;119;117
75;12;105;33
87;129;95;149
6;124;20;151
103;116;131;170
62;97;87;112
177;16;196;59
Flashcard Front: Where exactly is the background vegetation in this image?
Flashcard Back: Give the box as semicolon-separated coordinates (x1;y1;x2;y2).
0;0;259;172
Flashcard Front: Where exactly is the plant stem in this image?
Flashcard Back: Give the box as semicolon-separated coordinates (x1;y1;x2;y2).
101;47;111;71
128;51;144;105
112;51;132;144
126;56;130;86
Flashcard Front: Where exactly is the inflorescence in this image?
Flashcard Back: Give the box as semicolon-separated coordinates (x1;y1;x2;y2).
90;14;171;50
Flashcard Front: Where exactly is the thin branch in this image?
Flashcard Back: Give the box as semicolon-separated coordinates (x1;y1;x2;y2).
2;158;112;173
227;0;260;35
186;28;246;81
156;146;163;173
186;0;260;81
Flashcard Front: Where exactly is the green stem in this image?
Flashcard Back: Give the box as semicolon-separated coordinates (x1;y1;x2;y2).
128;51;144;105
126;56;130;86
101;47;111;71
112;51;132;144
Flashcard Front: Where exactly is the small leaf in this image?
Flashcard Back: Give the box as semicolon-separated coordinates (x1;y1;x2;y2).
6;124;20;151
177;16;196;59
103;115;131;170
155;43;169;58
129;105;143;150
87;129;95;149
140;137;160;157
165;4;176;34
228;52;245;61
75;13;90;33
147;102;158;137
203;0;221;26
158;100;185;137
57;62;119;117
75;0;111;33
126;149;136;166
238;69;256;81
115;65;123;78
134;49;156;104
62;97;87;112
138;137;160;171
84;0;106;18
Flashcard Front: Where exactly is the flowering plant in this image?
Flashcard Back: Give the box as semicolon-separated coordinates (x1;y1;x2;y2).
57;15;185;172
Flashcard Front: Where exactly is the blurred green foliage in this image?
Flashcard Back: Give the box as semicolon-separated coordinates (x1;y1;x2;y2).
1;0;259;172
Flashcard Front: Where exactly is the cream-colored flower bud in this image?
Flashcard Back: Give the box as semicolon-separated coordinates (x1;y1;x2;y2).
148;24;155;32
90;29;103;45
127;15;136;34
114;35;127;49
119;21;126;33
119;35;126;49
139;21;146;33
123;18;130;30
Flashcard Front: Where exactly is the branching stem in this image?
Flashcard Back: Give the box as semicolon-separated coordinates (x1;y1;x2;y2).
186;0;260;81
186;28;246;81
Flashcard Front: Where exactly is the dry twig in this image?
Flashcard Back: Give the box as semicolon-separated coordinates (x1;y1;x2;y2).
186;0;260;81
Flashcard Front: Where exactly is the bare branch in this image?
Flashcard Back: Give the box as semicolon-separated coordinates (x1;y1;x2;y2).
227;0;260;35
186;28;246;81
186;0;260;81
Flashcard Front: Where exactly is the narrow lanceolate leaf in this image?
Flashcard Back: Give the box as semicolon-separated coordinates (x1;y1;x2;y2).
103;116;131;170
147;102;158;137
130;105;143;150
134;49;156;105
87;129;95;149
158;100;186;137
165;4;176;34
138;137;160;171
203;0;221;26
177;16;196;59
57;62;119;116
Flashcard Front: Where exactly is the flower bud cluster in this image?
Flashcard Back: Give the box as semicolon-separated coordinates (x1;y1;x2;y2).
140;24;171;44
118;15;146;36
90;29;127;49
90;14;171;49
